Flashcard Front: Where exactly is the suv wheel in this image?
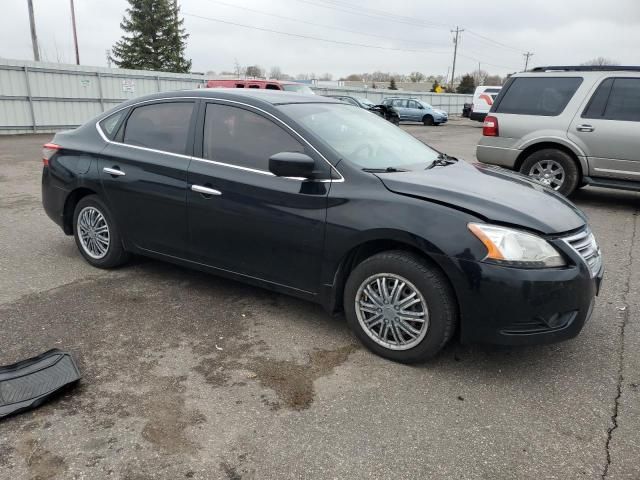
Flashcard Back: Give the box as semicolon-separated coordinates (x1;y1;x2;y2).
73;195;130;268
422;115;434;126
519;148;580;196
344;251;457;363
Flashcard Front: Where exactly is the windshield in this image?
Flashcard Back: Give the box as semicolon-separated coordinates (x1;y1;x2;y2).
282;84;315;94
279;103;440;170
420;101;433;109
357;97;376;107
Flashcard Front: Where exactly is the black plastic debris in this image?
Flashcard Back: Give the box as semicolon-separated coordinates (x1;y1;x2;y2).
0;349;81;419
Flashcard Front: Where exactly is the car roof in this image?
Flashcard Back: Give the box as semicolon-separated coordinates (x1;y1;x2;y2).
115;88;342;109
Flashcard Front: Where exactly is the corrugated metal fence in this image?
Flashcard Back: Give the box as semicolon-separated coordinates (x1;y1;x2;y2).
0;58;472;135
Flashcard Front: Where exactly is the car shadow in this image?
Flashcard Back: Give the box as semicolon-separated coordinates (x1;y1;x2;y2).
571;186;640;211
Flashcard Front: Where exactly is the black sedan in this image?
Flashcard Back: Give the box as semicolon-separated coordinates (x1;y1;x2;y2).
41;89;603;363
325;95;400;125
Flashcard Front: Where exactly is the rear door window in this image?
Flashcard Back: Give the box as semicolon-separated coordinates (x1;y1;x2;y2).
392;99;407;108
603;78;640;122
123;102;194;155
202;103;305;171
582;78;614;118
494;77;582;116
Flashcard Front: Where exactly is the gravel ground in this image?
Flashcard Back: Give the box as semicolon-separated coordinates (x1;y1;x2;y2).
0;120;638;479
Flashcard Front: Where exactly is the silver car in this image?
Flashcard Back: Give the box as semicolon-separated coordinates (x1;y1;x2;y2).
476;66;640;195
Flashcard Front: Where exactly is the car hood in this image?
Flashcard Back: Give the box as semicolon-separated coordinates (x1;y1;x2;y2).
433;109;448;116
375;161;586;235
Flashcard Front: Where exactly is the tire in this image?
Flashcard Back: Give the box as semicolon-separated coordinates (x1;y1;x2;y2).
343;250;457;363
519;148;580;196
391;116;400;126
422;115;434;126
73;195;129;268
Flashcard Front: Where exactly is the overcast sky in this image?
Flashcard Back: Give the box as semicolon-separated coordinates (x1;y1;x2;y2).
1;0;639;78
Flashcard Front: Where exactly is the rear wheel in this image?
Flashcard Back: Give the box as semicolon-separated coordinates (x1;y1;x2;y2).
73;195;129;268
344;251;457;363
519;148;580;196
422;115;434;126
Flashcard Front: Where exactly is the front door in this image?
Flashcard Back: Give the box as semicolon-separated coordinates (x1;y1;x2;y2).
99;100;196;256
186;101;331;293
569;77;640;180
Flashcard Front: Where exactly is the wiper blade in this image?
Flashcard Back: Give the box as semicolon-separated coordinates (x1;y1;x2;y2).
362;167;409;173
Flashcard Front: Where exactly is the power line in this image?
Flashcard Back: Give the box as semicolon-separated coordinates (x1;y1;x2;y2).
465;29;524;53
294;0;450;30
201;0;448;50
184;12;451;53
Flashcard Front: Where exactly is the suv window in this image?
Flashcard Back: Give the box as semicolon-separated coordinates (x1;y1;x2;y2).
408;100;421;109
392;99;407;108
604;78;640;122
123;102;194;155
582;78;614;118
494;77;582;116
203;104;305;171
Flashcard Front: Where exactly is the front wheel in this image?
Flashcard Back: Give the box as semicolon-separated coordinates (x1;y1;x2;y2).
344;251;457;363
73;195;130;269
422;115;434;126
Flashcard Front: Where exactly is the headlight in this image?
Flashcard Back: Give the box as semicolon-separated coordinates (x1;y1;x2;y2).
468;223;566;268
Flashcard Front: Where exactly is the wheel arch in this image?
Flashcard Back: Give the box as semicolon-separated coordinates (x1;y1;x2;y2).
62;187;98;234
325;236;460;320
515;141;587;175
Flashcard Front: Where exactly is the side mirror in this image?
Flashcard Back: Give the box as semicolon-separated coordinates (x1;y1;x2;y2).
269;152;316;178
418;104;424;109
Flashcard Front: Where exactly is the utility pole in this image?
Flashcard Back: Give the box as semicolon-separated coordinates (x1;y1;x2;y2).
70;0;80;64
523;51;534;71
27;0;40;61
450;26;463;90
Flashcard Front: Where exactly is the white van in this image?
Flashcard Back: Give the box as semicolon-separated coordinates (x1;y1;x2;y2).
470;85;502;121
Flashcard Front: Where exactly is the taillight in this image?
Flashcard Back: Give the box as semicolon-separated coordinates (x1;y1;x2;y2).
42;143;60;166
483;116;499;137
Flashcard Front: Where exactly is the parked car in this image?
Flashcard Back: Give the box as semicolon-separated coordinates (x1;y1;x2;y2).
206;79;315;94
325;95;400;125
381;97;448;125
469;85;503;122
477;66;640;196
42;89;602;363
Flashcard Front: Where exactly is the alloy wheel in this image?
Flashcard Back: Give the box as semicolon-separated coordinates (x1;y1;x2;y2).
528;160;565;190
77;206;110;259
355;273;429;350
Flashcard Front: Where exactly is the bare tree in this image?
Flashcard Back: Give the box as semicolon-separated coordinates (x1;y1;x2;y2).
581;57;618;66
245;65;264;78
409;71;425;83
319;73;333;81
345;73;363;81
296;73;311;80
233;59;245;78
484;74;503;86
269;66;283;79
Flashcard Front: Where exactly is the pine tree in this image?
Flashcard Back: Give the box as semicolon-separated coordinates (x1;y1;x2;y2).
111;0;192;73
456;74;476;94
389;78;397;90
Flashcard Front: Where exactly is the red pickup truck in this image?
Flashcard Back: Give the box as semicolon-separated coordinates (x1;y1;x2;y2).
205;79;314;94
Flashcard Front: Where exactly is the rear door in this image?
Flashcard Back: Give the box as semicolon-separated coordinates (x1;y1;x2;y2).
392;99;408;120
407;100;424;121
185;101;331;293
570;77;640;180
99;100;196;257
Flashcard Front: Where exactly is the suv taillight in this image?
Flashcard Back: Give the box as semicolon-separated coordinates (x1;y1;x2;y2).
42;143;60;166
483;116;499;136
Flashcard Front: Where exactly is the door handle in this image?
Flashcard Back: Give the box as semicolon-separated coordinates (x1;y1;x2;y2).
576;124;594;132
103;167;126;176
191;185;222;196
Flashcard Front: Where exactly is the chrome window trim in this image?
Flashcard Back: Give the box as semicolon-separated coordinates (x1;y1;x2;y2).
94;95;344;183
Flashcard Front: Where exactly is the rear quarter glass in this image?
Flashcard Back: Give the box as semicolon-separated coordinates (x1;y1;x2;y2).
493;77;583;116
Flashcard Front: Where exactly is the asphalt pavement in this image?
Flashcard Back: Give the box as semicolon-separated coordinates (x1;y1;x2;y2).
0;120;638;479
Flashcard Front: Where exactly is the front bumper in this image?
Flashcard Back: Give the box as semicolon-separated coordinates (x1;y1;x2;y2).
446;255;603;346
